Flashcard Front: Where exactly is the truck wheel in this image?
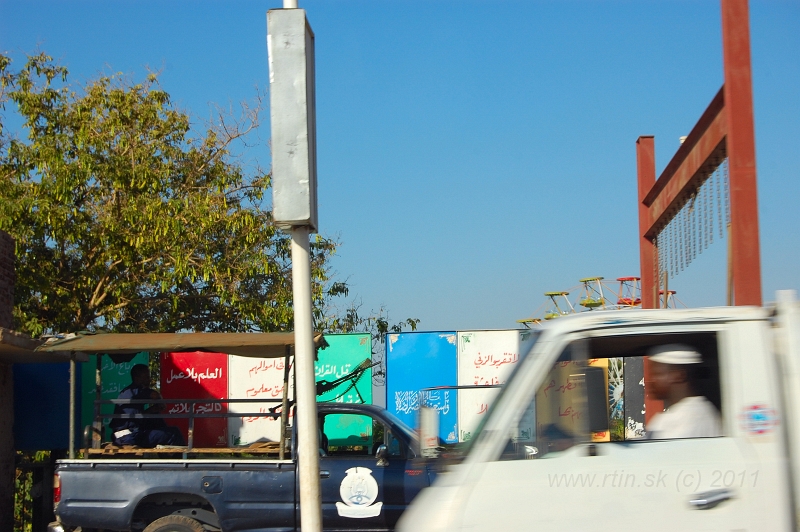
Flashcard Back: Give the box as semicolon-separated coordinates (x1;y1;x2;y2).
142;515;205;532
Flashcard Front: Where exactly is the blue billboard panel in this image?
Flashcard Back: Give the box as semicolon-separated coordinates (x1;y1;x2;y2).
385;332;458;443
14;363;74;450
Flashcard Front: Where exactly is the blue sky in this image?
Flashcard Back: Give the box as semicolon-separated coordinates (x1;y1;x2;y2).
2;0;798;332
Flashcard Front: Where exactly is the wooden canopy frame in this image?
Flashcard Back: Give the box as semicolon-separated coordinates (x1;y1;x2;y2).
637;0;761;309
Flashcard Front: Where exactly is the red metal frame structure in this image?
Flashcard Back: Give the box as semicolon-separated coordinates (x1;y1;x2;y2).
637;0;761;309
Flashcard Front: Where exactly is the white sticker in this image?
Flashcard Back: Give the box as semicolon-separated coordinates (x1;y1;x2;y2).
335;467;383;518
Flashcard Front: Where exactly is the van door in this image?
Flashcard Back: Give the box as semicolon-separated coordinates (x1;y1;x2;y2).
455;326;793;532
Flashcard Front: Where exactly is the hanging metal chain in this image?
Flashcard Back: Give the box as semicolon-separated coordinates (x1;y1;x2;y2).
672;209;678;277
678;209;687;271
723;158;731;225
700;181;706;253
716;163;724;239
653;232;658;286
691;193;697;263
703;170;714;247
659;157;729;281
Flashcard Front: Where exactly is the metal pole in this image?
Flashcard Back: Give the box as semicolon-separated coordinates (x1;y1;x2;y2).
636;136;657;309
284;0;298;7
279;346;291;460
69;354;76;459
721;0;762;306
94;355;102;448
291;225;322;532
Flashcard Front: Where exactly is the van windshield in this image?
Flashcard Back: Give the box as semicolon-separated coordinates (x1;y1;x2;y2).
420;331;541;460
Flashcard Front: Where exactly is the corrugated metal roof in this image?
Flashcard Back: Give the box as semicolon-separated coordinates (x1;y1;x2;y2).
35;331;327;358
0;327;87;363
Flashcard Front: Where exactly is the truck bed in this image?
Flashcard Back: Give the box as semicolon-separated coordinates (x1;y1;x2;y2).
56;458;297;532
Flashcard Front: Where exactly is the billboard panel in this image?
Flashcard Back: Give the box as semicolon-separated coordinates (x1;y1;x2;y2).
624;356;645;439
316;333;373;447
14;363;72;450
160;352;228;447
228;354;293;446
385;331;458;444
456;330;536;442
80;353;149;439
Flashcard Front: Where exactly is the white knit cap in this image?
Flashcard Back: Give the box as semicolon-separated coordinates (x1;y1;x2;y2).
647;343;702;364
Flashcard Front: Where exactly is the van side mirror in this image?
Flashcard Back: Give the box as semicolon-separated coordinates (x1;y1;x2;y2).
375;444;388;466
585;366;609;433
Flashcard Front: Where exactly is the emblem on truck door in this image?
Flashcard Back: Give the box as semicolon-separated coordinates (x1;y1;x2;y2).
336;467;383;518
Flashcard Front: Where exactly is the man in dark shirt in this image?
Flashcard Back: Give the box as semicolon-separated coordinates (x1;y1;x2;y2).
111;364;185;447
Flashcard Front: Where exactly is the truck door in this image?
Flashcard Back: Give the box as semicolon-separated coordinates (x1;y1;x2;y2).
316;411;422;531
455;327;793;532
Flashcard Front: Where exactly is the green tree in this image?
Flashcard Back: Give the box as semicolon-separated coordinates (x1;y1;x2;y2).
0;52;350;336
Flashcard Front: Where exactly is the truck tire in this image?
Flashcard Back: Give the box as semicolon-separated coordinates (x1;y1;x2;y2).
142;516;205;532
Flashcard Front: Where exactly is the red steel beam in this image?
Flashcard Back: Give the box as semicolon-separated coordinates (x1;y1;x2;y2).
636;136;657;309
722;0;762;306
642;89;727;239
638;0;761;307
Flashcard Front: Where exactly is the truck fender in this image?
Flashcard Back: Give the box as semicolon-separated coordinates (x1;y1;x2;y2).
132;492;220;531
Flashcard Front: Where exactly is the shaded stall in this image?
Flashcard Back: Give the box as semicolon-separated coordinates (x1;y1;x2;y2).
2;327;87;532
35;332;327;459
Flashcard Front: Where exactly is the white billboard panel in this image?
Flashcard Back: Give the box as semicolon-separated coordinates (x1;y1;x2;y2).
457;330;536;442
227;355;294;446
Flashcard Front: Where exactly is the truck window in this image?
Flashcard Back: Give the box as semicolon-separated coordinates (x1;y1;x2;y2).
321;413;407;458
496;332;723;461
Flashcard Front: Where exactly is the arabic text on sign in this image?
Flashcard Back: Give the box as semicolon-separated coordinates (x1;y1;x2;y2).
166;367;222;384
472;352;519;368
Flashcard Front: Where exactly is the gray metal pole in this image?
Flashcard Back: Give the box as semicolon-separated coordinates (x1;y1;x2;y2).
291;225;322;532
69;354;76;459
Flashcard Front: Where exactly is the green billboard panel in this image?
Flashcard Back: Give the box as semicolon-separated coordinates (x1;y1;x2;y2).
315;333;372;447
80;353;149;438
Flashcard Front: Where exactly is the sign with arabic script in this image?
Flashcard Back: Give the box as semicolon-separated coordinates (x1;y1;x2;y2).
80;352;149;439
386;332;458;444
228;354;294;445
316;333;372;447
456;330;536;442
160;352;228;447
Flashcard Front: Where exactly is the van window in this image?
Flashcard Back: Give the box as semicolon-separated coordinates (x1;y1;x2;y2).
499;342;585;460
496;332;722;461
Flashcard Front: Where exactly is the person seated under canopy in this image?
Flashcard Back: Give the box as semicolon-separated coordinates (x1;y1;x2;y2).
110;364;185;447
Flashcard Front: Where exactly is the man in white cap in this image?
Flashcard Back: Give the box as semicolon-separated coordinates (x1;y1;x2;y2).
646;344;722;439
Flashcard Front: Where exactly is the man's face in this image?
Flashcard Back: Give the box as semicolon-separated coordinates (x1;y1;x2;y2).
133;370;150;387
647;361;684;400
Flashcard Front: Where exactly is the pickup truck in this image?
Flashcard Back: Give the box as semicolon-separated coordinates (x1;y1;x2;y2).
399;290;800;532
50;403;432;532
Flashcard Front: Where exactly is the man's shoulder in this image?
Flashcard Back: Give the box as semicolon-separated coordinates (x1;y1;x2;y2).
682;395;720;415
118;384;148;399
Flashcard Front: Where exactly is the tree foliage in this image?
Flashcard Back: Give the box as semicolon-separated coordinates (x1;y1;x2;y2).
0;52;353;336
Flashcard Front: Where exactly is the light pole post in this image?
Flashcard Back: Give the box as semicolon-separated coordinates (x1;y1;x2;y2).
268;3;321;531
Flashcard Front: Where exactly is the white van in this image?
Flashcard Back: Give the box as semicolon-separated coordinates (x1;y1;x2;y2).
399;291;800;532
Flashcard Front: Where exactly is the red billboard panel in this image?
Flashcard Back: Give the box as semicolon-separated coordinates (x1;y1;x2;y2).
160;352;228;447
